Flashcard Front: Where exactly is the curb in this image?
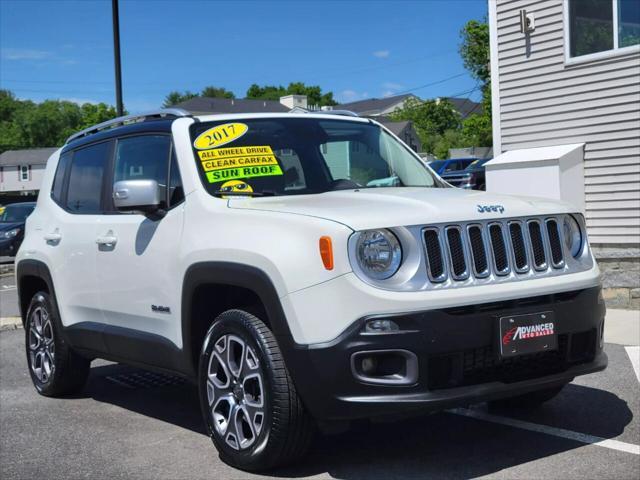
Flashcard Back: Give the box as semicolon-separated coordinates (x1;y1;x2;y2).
0;317;22;331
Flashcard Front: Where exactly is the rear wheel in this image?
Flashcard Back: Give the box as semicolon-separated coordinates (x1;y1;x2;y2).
489;384;566;410
199;309;314;471
25;292;90;396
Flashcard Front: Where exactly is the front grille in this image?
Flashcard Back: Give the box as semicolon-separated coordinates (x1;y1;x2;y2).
468;225;489;277
446;227;468;279
427;330;596;390
509;222;529;272
424;229;445;281
489;224;509;275
421;215;570;284
546;219;564;267
528;220;547;270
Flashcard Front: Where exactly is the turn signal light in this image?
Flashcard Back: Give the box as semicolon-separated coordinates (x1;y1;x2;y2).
319;236;334;270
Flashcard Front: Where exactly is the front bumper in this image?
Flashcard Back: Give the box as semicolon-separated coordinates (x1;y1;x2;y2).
283;286;606;421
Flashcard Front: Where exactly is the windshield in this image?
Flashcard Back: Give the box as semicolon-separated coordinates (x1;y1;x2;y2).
465;158;491;170
0;204;34;222
190;118;440;197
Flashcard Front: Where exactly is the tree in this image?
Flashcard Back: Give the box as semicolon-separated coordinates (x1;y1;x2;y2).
200;86;235;99
390;97;461;154
457;18;493;150
246;82;337;106
162;90;198;108
459;19;490;84
0;90;118;152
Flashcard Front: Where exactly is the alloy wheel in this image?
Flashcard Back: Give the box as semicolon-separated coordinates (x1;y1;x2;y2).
28;306;55;383
206;334;265;451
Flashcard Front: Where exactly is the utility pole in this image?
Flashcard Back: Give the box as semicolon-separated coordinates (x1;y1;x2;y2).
112;0;124;116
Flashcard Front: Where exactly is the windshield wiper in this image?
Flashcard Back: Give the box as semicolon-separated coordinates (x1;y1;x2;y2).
211;190;276;198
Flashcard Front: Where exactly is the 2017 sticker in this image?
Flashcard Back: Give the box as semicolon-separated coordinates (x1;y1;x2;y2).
193;123;248;150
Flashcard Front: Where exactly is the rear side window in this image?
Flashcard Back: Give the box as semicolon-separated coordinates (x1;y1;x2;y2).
51;152;71;204
66;142;110;214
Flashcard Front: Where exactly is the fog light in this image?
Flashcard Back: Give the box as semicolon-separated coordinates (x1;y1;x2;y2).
361;356;378;375
364;319;399;333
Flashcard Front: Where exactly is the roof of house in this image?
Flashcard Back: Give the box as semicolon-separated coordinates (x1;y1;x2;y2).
175;96;289;114
442;97;482;119
336;94;415;116
379;120;412;136
0;147;58;167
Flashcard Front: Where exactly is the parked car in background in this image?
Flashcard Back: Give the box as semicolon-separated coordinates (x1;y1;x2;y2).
0;202;36;257
427;157;477;175
441;158;491;191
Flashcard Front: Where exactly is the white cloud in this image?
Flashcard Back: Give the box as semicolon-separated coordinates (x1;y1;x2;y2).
338;90;369;103
382;90;397;98
382;82;404;91
372;49;390;58
1;48;51;60
61;97;101;105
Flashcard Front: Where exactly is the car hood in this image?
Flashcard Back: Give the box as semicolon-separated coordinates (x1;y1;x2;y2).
0;222;22;232
227;187;576;230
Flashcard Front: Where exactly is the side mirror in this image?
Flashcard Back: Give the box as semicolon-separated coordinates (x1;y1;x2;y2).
113;179;161;214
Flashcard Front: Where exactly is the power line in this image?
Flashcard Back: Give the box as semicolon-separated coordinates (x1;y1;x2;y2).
388;72;469;96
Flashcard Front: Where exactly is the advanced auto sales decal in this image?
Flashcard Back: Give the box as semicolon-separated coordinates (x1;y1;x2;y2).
502;322;555;345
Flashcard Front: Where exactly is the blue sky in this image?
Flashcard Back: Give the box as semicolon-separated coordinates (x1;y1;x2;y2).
0;0;487;113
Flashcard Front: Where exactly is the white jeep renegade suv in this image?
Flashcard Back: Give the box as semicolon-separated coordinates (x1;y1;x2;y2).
16;109;606;471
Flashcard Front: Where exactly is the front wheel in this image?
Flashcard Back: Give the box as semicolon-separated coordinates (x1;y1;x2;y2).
199;309;314;471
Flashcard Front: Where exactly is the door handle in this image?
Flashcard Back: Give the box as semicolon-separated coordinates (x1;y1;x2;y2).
44;231;61;244
96;235;118;246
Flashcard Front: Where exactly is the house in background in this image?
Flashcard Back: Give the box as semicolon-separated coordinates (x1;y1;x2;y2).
175;96;291;115
488;0;639;308
0;147;57;201
336;93;482;120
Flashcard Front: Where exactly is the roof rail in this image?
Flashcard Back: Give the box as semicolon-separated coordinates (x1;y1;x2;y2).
289;108;359;117
66;108;192;144
316;109;359;117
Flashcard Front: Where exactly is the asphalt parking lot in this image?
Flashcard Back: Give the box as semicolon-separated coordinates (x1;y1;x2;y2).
0;271;19;319
1;314;639;479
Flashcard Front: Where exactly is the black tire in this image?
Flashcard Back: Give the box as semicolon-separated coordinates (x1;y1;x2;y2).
198;309;314;471
488;384;566;410
24;291;90;396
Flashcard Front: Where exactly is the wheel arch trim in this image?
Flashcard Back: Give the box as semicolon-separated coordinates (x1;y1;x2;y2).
181;262;295;376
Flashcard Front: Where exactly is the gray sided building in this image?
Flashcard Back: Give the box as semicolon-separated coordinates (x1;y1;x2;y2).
489;0;640;307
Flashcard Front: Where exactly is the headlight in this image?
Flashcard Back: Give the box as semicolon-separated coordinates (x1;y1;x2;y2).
4;228;20;239
563;215;582;257
355;229;402;279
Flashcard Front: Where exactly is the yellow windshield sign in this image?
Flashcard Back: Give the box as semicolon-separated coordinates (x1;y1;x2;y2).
193;123;248;150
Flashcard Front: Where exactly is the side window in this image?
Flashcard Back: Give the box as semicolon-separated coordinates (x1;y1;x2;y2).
168;152;184;207
66;142;110;214
114;135;171;209
51;152;72;205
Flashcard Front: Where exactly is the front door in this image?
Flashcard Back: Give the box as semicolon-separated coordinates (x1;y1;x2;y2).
95;135;185;362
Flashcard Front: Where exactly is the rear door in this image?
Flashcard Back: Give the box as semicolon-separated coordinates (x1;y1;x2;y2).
46;141;113;338
95;134;185;355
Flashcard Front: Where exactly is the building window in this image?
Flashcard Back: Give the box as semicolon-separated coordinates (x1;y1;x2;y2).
19;165;29;181
567;0;640;59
